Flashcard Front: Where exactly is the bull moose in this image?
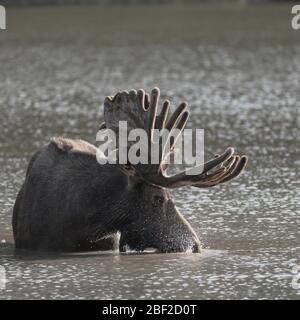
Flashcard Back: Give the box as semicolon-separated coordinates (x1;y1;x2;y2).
12;88;247;253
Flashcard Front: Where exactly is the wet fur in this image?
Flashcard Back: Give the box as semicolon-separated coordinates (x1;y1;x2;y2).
12;138;200;252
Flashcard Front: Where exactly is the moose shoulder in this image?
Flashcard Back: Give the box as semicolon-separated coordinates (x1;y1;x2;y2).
12;88;247;253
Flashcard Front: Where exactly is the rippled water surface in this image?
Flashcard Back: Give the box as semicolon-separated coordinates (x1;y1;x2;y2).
0;5;299;299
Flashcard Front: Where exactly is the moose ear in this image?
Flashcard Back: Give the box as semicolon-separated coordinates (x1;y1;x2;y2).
118;164;137;177
98;122;106;130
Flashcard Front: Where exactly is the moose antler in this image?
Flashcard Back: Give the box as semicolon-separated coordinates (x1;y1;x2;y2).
103;88;247;188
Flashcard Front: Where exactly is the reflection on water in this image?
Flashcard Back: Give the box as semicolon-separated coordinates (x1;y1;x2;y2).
0;5;299;299
0;248;298;300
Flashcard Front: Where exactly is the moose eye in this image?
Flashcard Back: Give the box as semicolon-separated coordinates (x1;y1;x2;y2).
154;195;165;205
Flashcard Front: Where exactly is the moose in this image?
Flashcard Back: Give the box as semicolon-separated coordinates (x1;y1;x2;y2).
12;88;247;253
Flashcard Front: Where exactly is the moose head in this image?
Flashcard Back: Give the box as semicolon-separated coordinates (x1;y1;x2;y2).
99;88;247;253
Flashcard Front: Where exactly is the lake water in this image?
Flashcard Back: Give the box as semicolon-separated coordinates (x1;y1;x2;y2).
0;4;299;299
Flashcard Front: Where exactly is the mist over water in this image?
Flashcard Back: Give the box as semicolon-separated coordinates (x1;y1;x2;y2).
0;5;299;299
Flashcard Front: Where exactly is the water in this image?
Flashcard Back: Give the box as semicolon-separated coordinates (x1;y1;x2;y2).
0;4;299;299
